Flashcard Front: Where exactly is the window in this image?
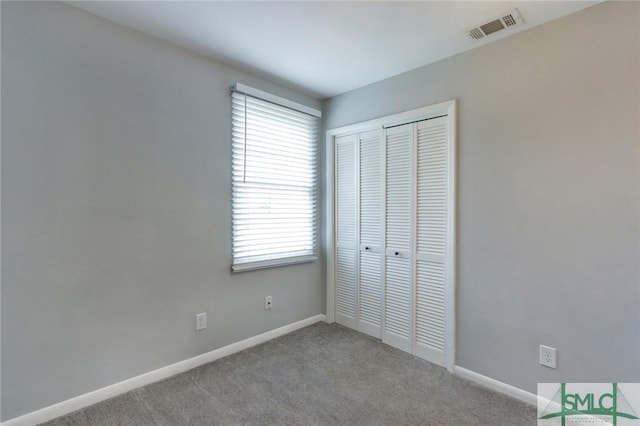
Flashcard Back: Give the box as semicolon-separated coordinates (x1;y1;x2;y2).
231;84;320;272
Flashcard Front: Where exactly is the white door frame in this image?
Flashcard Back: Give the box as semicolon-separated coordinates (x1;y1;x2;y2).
325;100;457;373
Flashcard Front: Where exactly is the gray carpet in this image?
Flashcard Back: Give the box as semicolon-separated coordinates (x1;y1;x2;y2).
42;323;536;425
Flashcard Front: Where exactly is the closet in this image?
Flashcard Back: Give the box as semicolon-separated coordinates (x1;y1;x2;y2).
330;102;455;369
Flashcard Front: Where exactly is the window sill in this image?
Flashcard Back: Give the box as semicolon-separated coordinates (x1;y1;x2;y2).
231;255;318;273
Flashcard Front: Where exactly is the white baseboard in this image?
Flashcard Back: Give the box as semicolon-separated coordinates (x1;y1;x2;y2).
2;314;326;426
453;366;538;406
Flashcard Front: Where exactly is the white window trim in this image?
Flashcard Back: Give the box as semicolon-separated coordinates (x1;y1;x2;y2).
232;83;321;117
231;254;318;273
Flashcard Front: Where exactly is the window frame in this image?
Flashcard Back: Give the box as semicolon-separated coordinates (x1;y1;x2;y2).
230;83;321;272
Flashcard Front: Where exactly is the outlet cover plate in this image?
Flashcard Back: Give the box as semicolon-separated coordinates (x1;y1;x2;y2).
196;313;207;330
539;344;557;369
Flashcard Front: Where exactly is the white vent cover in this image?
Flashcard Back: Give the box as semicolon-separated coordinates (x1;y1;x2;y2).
468;9;524;40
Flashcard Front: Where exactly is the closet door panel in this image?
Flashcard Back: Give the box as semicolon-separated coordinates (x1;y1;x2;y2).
359;251;382;336
415;117;448;365
383;124;413;352
384;256;411;350
335;135;357;329
359;130;383;248
358;130;383;337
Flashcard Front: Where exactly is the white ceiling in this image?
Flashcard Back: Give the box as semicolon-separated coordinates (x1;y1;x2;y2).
68;1;601;99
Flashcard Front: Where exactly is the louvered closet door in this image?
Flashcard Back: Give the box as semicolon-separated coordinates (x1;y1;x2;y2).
383;123;414;352
358;130;383;338
415;117;448;366
335;135;357;329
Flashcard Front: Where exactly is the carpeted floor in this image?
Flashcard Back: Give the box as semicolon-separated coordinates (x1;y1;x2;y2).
42;323;536;425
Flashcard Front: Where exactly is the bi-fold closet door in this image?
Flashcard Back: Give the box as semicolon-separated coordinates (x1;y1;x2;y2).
335;130;383;338
334;114;451;368
383;116;450;367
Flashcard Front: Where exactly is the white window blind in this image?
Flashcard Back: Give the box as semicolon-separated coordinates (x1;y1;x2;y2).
231;87;319;272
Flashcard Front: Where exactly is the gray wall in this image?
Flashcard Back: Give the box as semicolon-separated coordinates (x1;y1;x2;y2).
1;1;323;420
324;1;639;394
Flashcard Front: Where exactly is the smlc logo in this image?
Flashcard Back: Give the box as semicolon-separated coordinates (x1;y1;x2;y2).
538;383;640;426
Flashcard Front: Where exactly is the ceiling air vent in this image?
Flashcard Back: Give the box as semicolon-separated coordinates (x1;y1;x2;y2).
468;9;524;40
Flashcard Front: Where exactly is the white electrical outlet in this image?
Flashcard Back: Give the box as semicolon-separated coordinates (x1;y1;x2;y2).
265;296;272;310
540;345;557;368
195;313;207;330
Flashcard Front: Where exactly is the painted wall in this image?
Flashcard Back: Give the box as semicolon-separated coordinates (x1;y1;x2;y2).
324;1;639;394
1;1;323;420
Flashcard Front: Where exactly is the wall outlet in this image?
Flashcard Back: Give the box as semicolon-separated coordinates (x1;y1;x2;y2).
539;344;557;368
265;296;272;310
195;313;207;331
